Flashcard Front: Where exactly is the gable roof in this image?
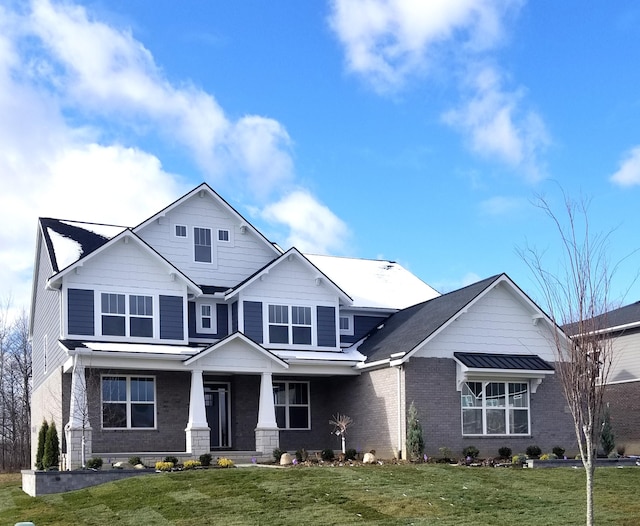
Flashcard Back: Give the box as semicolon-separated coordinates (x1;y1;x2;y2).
564;301;640;336
358;274;503;363
46;228;202;295
305;254;440;310
132;182;281;258
225;247;353;305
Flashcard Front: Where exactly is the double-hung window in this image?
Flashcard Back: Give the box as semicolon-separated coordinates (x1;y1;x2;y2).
198;303;217;333
461;381;529;435
273;381;310;429
102;376;155;429
268;304;312;345
194;227;212;263
101;293;153;338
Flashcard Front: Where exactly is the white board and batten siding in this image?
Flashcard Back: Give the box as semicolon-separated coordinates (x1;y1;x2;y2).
62;237;188;342
136;192;277;287
415;284;557;362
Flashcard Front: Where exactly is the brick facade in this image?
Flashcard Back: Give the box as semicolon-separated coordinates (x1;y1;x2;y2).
603;381;640;455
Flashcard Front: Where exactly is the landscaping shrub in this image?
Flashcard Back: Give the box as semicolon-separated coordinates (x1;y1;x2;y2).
321;448;335;461
199;453;212;466
526;445;542;458
295;449;309;462
345;448;357;461
406;402;425;461
462;445;479;459
86;457;103;469
164;456;179;466
183;460;201;470
439;447;453;462
273;448;284;462
35;419;48;470
498;446;512;459
552;446;565;459
155;461;174;471
128;456;142;466
217;457;234;468
601;404;615;456
42;421;60;470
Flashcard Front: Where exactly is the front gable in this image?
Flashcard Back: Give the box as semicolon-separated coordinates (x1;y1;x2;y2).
185;333;288;373
133;184;281;288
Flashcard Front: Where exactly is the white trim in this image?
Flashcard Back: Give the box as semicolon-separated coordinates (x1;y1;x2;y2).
193;225;214;264
174;224;188;239
339;314;354;336
196;301;218;334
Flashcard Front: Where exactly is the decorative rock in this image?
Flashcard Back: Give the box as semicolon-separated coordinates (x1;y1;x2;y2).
134;463;146;469
280;452;293;465
363;452;376;464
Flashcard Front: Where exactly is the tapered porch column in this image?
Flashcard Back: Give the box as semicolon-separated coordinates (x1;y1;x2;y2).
255;372;279;454
185;368;210;455
64;357;92;470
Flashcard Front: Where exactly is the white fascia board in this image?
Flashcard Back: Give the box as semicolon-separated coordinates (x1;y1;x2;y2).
355;358;392;371
282;363;361;376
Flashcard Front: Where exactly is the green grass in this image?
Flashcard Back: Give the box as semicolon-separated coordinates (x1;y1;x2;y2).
2;465;640;525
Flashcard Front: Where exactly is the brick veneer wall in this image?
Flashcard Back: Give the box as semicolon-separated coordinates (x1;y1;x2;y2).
405;357;577;458
230;374;260;450
89;369;190;454
603;381;640;455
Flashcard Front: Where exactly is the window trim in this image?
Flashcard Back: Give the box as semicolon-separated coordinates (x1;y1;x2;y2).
217;228;231;243
461;380;530;436
101;375;157;430
339;314;354;335
174;224;188;238
273;380;311;430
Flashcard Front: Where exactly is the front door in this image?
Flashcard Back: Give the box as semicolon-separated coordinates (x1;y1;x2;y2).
204;383;231;448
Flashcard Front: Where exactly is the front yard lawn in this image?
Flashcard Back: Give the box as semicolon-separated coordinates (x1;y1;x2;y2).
2;465;640;525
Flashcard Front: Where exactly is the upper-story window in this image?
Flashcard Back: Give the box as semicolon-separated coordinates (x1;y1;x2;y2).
339;315;353;335
268;304;312;345
175;224;187;238
217;228;230;242
101;293;153;338
194;227;212;263
197;303;217;334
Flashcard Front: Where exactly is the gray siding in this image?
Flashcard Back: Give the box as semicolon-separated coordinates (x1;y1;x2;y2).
317;306;336;347
67;288;95;336
159;295;184;340
243;301;263;343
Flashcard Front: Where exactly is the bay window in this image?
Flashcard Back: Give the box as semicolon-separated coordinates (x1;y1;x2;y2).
461;381;529;435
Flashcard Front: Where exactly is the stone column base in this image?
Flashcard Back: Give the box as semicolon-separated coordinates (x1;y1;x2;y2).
255;427;279;454
185;426;210;456
65;426;92;470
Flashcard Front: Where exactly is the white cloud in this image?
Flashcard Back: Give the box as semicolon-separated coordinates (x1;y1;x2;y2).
261;190;350;255
478;195;526;216
610;146;640;187
27;0;293;193
442;65;548;181
328;0;517;92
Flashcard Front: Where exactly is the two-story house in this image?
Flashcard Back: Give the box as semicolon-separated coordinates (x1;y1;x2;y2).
30;183;575;468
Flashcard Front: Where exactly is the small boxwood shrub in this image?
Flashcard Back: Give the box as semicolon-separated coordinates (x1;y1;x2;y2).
155;461;174;471
345;448;357;461
183;460;201;470
552;446;565;458
86;457;103;469
128;456;142;466
164;455;179;466
321;448;335;461
498;447;512;459
463;445;479;459
526;445;542;458
273;448;284;462
199;453;212;466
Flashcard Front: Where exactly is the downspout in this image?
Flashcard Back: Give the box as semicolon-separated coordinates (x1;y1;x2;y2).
396;364;402;460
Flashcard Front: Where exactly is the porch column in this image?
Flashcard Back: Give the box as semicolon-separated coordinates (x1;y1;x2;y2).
255;372;279;454
64;357;92;470
185;368;210;455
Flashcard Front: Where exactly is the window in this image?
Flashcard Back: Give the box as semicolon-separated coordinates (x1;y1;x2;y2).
194;227;212;262
102;376;155;429
339;315;353;335
273;381;310;429
268;305;312;345
198;303;217;333
175;224;187;238
461;381;529;435
218;229;230;242
101;293;153;338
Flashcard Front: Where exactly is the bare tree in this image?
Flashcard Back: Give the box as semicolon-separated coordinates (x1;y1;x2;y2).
520;193;616;526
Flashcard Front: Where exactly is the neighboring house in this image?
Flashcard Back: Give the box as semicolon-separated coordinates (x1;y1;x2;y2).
29;183;575;468
577;301;640;455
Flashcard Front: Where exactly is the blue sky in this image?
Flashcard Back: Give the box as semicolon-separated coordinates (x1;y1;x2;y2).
2;0;640;320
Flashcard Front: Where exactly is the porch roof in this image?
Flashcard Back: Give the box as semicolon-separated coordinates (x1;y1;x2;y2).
453;352;554;371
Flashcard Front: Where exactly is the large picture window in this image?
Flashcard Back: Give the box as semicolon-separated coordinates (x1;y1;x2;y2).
102;376;155;429
101;293;153;338
461;381;529;435
273;381;310;429
268;305;312;345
